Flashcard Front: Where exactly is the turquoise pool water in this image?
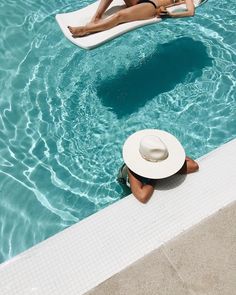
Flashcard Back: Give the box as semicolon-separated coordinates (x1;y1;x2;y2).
0;0;235;263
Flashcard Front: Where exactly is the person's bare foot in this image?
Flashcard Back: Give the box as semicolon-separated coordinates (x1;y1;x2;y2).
67;26;88;38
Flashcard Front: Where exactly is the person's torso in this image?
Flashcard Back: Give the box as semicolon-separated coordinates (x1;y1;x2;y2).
153;0;180;8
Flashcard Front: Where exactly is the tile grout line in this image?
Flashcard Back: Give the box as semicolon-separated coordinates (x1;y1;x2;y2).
161;245;196;295
155;230;196;295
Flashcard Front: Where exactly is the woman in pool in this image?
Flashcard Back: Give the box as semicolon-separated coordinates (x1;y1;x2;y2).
118;129;199;203
68;0;195;37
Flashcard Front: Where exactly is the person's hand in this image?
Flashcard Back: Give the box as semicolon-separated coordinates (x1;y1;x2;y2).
157;6;170;18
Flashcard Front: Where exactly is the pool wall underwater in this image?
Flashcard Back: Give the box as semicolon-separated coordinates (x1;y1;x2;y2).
0;0;236;263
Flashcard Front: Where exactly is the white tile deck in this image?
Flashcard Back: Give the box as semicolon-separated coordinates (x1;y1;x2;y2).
0;139;236;295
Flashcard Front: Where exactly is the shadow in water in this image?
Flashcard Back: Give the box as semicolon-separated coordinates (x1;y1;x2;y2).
96;37;213;118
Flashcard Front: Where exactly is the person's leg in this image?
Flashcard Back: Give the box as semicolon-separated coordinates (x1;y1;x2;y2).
90;0;138;24
68;3;156;37
124;0;139;7
90;0;113;23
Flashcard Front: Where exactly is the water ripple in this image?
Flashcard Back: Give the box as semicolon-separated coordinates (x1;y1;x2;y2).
0;0;236;263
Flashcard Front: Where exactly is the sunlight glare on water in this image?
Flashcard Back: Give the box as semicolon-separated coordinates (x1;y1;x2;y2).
0;0;235;263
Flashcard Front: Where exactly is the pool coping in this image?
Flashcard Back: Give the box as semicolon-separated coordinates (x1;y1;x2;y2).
86;201;236;294
1;138;236;295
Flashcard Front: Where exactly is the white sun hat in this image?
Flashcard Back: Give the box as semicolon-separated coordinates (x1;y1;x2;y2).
123;129;186;179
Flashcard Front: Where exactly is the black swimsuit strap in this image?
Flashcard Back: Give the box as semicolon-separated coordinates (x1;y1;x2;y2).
138;0;157;9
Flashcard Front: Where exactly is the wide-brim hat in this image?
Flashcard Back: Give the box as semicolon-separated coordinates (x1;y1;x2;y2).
123;129;185;179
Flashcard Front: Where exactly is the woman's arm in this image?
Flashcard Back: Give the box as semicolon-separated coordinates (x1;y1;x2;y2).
128;169;156;204
90;0;113;23
178;156;199;174
164;1;185;9
168;0;195;17
158;0;195;18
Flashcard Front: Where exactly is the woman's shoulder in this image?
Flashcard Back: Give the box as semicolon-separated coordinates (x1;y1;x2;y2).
129;169;153;185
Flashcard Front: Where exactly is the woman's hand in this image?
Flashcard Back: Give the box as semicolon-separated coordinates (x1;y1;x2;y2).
157;6;171;18
165;0;195;18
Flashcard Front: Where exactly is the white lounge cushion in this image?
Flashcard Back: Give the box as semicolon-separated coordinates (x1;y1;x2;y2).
56;0;206;49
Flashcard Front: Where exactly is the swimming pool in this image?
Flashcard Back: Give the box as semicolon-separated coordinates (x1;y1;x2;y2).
0;0;235;263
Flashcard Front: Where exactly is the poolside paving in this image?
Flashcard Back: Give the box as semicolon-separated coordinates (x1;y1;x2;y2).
86;202;236;295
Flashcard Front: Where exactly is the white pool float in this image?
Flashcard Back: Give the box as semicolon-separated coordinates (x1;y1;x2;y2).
56;0;206;49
